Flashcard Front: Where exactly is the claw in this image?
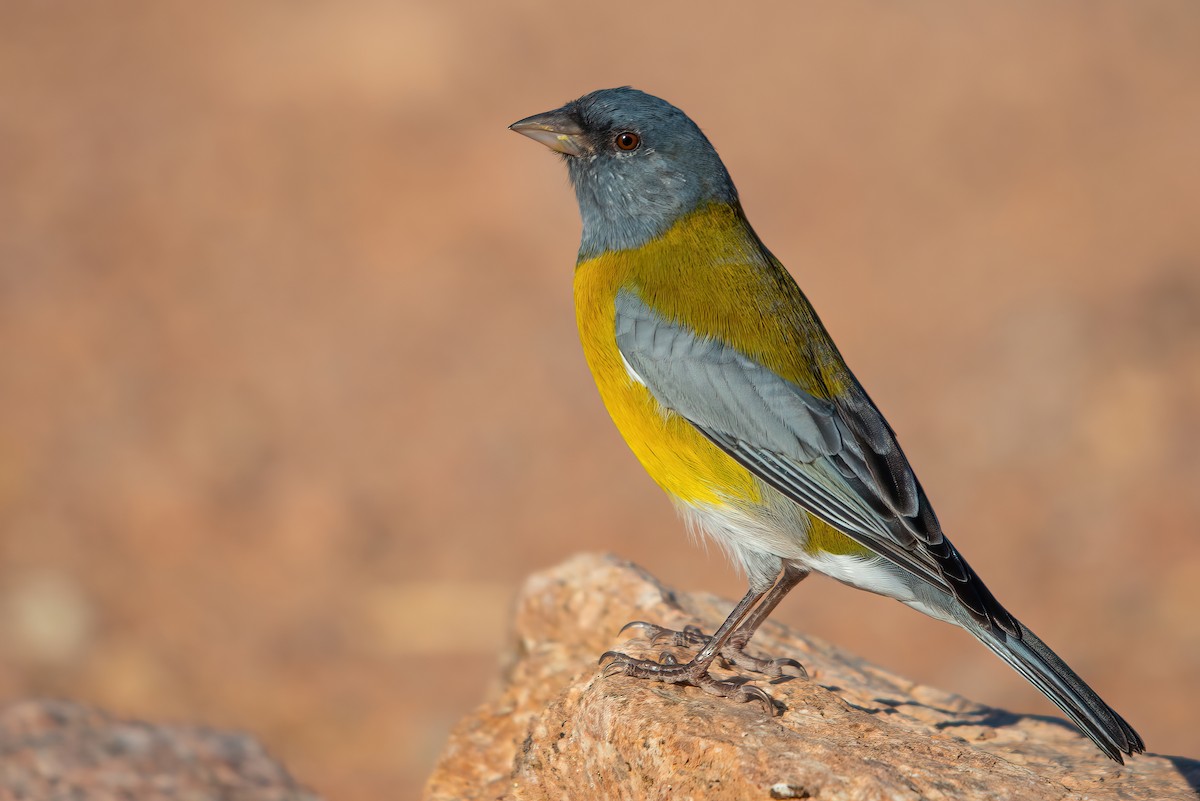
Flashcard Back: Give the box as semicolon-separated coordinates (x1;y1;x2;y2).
647;628;675;646
598;650;623;667
736;683;779;715
602;661;628;679
618;620;658;637
600;652;633;678
770;657;807;680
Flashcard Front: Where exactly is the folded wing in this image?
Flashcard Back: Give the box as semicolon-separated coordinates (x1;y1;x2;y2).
614;288;1017;636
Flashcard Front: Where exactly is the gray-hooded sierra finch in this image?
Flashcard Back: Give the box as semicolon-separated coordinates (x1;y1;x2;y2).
511;87;1142;763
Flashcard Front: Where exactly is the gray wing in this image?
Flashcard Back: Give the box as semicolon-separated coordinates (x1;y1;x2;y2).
614;289;1017;635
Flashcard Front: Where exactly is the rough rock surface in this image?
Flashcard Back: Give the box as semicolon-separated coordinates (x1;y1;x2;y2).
0;699;321;800
425;553;1198;801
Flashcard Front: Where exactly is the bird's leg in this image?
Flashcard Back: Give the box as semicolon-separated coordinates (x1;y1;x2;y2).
719;563;809;677
600;582;774;710
622;563;810;679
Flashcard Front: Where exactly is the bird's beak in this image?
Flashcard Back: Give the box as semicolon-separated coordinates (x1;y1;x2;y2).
509;107;590;157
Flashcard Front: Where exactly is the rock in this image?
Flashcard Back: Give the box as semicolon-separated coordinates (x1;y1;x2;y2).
0;699;321;800
424;553;1198;801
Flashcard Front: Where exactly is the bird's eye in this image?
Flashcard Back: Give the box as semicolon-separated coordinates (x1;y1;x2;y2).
615;131;640;151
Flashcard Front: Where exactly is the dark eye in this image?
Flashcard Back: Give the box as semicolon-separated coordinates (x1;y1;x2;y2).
615;131;640;151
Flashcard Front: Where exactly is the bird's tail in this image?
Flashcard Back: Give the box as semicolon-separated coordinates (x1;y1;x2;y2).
965;617;1144;763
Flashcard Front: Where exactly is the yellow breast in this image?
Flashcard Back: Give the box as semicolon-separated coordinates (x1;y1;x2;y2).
572;202;870;558
573;207;762;507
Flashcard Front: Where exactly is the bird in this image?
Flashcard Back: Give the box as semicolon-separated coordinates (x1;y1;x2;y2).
509;86;1143;763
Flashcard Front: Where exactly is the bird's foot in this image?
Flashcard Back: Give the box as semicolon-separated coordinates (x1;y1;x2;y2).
618;620;806;681
597;649;777;714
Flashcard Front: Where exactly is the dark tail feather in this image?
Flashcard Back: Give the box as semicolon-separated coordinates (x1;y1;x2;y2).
970;619;1144;763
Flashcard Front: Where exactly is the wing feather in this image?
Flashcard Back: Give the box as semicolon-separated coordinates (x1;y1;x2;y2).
614;289;1017;635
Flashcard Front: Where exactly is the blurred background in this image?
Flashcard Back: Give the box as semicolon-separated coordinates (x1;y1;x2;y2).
1;2;1198;799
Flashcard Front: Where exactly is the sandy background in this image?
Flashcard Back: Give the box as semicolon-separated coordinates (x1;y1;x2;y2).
2;2;1198;799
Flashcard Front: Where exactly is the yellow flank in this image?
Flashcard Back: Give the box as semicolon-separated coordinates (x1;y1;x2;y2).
575;282;757;507
573;201;872;558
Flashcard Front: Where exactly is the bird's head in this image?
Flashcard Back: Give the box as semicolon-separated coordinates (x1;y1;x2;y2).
510;87;738;259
